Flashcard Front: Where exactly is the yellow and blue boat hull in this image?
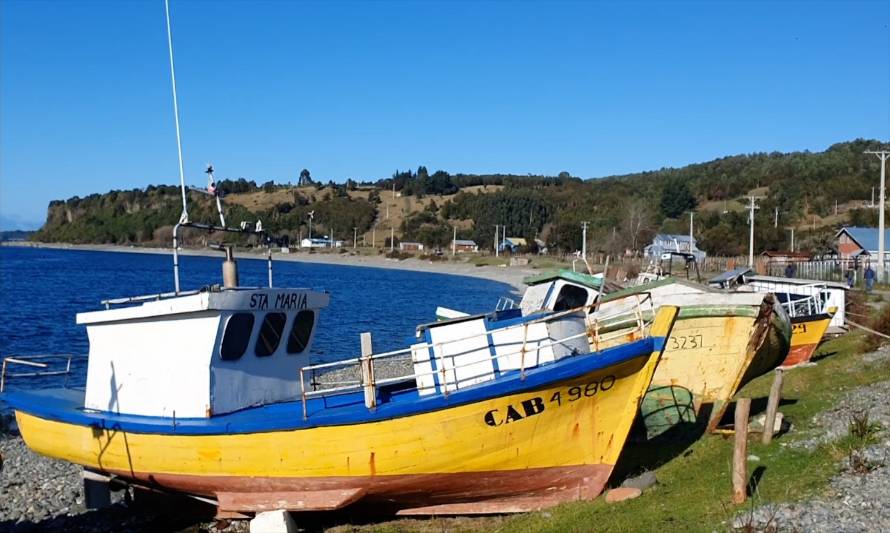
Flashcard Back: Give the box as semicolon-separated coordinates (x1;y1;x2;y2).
10;308;679;515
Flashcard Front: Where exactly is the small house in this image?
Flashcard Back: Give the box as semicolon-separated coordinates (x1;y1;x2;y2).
835;227;890;266
452;239;478;253
499;237;527;253
760;251;812;264
399;241;425;252
643;234;706;263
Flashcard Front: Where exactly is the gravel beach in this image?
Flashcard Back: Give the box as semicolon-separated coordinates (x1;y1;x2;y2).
734;367;890;532
0;433;248;532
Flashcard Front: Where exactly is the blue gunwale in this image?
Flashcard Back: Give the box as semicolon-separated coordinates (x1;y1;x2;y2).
2;336;665;436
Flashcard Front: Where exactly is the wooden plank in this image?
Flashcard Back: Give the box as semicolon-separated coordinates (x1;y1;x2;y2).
762;369;784;444
732;397;751;504
360;332;376;409
217;488;366;512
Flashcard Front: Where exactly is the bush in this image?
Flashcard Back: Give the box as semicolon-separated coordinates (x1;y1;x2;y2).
386;250;413;260
861;299;890;352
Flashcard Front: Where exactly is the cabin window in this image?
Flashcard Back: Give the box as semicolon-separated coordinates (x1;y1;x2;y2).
553;284;589;312
220;313;255;361
255;312;287;357
287;310;315;354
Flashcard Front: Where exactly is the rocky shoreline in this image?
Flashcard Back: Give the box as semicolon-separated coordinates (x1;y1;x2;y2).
0;432;248;533
2;242;533;294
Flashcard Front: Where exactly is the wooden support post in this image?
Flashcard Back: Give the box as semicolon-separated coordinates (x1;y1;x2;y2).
83;469;111;509
360;332;376;410
732;397;751;504
762;368;785;444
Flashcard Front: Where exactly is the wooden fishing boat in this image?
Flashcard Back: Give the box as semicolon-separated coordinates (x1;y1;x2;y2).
708;269;841;367
456;272;791;439
783;307;836;367
1;247;680;515
585;279;791;438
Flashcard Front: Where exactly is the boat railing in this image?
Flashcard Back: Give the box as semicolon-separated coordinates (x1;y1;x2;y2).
495;296;516;311
778;284;830;318
298;293;654;419
0;354;87;392
101;289;202;309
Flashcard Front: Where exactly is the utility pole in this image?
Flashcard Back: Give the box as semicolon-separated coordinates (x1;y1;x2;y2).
747;196;760;268
581;221;589;258
494;225;500;257
353;227;357;249
835;200;838;217
390;227;394;253
790;227;795;252
866;150;890;282
873;187;876;208
372;225;376;248
689;212;694;246
774;207;778;228
452;226;457;257
307;211;314;243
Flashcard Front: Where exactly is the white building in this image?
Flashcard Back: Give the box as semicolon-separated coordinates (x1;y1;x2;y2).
644;234;706;262
300;237;343;249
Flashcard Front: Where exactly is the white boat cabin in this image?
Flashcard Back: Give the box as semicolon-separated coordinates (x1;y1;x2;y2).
709;269;846;328
78;287;329;418
411;270;622;396
519;270;613;316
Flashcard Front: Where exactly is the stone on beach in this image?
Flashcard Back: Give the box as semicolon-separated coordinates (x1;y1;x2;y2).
620;471;657;491
605;487;642;503
249;510;297;533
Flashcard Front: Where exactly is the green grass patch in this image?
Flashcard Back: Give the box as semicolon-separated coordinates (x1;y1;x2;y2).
473;256;509;267
326;331;890;533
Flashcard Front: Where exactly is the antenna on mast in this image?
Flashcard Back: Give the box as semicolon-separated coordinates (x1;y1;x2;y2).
205;164;226;227
164;0;189;224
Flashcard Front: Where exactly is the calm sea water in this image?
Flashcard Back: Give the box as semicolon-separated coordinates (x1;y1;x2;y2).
0;246;513;403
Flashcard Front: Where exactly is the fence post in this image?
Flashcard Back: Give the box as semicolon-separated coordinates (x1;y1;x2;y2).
360;332;376;410
762;369;784;444
732;397;751;504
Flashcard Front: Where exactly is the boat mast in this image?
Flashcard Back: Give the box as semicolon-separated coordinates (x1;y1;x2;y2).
165;0;189;293
164;0;189;224
162;0;275;294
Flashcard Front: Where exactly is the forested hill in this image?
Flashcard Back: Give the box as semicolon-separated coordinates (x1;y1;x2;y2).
33;138;890;256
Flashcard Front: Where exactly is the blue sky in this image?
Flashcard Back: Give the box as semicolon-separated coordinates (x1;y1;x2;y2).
1;1;889;230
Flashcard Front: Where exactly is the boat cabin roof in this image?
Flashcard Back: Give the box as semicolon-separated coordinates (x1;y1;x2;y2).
601;277;704;301
77;286;330;325
523;269;618;291
744;274;849;290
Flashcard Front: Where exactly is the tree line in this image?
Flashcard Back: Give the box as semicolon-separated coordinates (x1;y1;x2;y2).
32;139;890;257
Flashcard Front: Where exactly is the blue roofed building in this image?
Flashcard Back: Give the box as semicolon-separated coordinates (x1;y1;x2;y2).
835;226;890;264
643;234;706;263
